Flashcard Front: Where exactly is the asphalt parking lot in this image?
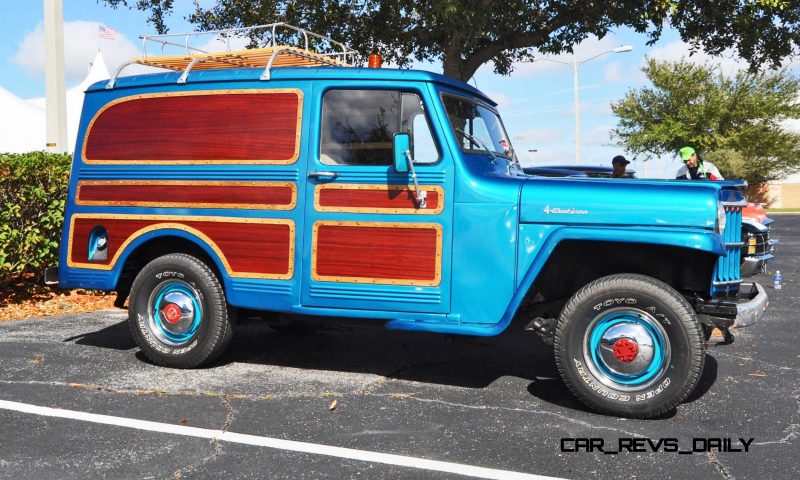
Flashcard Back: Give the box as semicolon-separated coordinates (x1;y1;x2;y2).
1;216;798;480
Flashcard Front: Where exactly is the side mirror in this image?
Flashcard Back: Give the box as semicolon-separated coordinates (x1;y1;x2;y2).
393;133;410;173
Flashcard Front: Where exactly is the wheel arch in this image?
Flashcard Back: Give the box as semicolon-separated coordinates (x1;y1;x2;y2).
500;227;723;332
111;229;229;305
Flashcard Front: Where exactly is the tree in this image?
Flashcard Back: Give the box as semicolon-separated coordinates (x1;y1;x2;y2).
104;1;800;82
611;58;800;183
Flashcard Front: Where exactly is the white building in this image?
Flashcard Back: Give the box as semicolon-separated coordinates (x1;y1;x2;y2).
1;51;109;154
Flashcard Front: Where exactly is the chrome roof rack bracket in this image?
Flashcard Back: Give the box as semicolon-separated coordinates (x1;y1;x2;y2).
261;47;345;81
106;61;137;89
178;57;204;84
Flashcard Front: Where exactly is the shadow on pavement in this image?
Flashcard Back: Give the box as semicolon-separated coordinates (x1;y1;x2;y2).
60;314;720;412
63;319;136;350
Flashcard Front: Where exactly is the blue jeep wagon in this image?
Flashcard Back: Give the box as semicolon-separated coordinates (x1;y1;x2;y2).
47;24;768;418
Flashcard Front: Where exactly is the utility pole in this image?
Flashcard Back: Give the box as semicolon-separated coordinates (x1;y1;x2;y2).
44;0;68;153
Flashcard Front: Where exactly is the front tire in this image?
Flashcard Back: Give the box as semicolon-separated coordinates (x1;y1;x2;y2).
554;274;704;418
128;253;233;368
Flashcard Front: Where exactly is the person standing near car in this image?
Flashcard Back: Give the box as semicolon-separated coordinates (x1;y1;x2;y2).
675;146;724;180
611;155;630;178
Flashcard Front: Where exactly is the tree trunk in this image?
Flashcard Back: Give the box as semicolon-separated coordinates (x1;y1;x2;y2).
442;56;467;82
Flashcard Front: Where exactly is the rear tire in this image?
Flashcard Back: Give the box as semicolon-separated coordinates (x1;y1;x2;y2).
128;253;233;368
554;274;704;418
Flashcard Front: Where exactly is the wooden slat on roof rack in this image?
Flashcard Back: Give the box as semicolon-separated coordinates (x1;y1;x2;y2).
131;46;350;72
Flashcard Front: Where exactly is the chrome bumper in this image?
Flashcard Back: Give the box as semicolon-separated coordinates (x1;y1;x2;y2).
735;282;768;327
740;254;774;277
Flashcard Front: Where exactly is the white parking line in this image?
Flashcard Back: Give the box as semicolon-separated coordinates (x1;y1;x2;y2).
0;399;566;480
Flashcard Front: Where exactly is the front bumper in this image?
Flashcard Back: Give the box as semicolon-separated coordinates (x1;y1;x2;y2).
693;282;769;328
735;282;769;327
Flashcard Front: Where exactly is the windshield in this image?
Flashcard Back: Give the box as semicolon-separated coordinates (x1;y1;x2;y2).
442;94;515;161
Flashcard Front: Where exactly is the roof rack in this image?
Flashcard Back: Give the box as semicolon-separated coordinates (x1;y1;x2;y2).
106;22;357;89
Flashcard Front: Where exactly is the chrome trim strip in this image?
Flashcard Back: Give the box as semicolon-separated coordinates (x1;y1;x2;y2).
713;279;743;286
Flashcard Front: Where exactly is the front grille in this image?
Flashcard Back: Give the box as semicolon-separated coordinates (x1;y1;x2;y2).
712;200;744;293
743;230;773;256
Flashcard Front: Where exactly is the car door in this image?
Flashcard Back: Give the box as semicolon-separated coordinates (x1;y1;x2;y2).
300;85;453;314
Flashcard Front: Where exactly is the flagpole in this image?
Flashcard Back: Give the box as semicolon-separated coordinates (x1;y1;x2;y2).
44;0;68;153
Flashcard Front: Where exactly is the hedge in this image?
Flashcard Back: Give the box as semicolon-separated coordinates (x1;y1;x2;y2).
0;152;71;285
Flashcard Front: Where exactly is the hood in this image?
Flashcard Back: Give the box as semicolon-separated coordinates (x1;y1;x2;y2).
520;177;722;229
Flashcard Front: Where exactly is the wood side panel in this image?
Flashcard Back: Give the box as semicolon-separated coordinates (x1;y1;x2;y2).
318;187;440;211
70;217;292;277
314;224;439;282
191;221;291;275
77;182;295;209
84;91;300;162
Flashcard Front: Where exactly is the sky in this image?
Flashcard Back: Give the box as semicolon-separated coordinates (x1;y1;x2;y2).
1;0;799;179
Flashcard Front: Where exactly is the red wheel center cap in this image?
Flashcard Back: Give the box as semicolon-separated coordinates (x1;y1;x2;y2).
612;338;639;362
162;303;182;324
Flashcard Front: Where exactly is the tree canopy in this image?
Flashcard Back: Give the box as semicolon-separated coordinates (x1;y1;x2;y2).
105;0;800;82
611;58;800;183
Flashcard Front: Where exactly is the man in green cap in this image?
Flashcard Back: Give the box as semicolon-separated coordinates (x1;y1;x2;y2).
675;146;723;180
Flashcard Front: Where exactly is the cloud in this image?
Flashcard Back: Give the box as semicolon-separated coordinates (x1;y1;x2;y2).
644;40;750;76
527;147;573;166
197;35;251;54
583;125;615;145
602;61;624;83
486;92;512;109
514;126;565;144
13;21;146;85
591;101;613;118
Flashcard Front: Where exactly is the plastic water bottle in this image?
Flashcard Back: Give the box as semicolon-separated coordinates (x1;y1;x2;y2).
773;271;782;290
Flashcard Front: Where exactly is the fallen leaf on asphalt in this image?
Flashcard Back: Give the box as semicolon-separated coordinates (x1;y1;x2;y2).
329;399;338;411
179;418;189;425
27;356;42;366
747;370;767;377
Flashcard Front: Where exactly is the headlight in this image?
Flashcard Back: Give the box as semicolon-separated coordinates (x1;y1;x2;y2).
717;202;726;233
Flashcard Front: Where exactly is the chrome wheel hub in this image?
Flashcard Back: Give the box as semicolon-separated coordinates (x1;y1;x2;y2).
147;280;202;347
583;307;670;391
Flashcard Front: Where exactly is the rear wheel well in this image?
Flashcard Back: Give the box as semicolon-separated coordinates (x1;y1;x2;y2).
115;236;223;307
520;240;717;320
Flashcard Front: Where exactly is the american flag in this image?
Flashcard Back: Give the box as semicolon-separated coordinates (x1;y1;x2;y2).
99;25;118;40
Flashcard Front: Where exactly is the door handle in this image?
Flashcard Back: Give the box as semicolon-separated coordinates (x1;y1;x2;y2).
307;171;340;180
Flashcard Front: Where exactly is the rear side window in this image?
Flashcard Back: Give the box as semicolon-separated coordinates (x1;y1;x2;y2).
320;90;438;166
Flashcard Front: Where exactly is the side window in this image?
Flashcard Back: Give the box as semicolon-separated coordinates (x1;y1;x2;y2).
320;90;439;165
401;93;438;164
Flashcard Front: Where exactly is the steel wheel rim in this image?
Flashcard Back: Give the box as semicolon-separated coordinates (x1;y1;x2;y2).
582;307;670;391
147;280;203;347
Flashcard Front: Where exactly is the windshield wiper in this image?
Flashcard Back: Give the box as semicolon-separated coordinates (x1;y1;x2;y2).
455;128;497;163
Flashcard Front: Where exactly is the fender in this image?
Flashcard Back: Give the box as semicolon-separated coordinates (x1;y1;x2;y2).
60;227;231;292
389;225;724;337
505;226;724;331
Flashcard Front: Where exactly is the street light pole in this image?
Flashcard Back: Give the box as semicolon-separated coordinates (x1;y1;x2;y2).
531;45;633;164
573;55;580;164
